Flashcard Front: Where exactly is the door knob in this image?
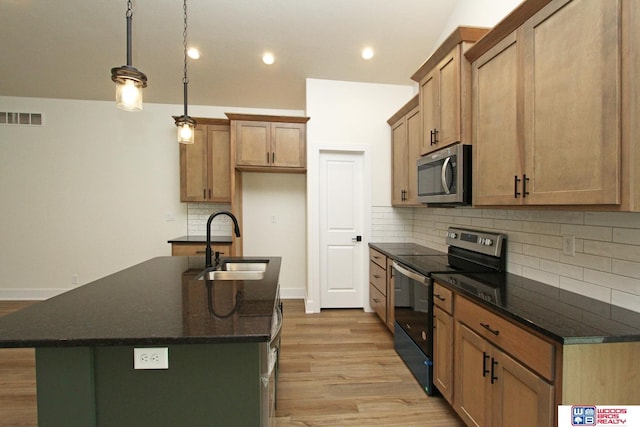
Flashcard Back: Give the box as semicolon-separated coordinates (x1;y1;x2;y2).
352;235;362;242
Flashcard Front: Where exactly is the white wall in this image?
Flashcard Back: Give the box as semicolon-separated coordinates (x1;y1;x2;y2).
433;0;523;49
0;95;301;298
242;173;306;299
305;78;415;312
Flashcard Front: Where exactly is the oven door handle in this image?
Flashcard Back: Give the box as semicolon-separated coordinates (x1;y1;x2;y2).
392;261;429;284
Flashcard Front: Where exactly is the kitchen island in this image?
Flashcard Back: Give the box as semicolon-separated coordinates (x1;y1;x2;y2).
0;256;282;427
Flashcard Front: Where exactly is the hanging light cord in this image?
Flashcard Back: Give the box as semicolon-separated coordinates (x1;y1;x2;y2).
182;0;189;117
125;0;133;66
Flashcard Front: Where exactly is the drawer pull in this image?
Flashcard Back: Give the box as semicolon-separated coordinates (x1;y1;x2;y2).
372;298;380;303
491;358;499;384
482;352;490;377
195;250;206;254
372;274;381;279
480;323;500;336
434;293;446;302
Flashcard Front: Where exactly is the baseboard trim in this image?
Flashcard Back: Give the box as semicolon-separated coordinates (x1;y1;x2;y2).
2;287;305;302
0;288;68;301
280;288;305;300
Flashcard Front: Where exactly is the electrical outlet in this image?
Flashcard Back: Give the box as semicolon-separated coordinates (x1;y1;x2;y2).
562;235;576;257
134;348;169;370
71;274;79;285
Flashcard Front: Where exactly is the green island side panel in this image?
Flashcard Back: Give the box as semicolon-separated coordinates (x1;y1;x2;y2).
36;347;97;427
35;343;263;427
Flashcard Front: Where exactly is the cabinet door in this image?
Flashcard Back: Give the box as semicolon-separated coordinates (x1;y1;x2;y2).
433;306;454;404
472;31;522;206
405;106;421;205
386;257;394;332
208;125;231;202
492;349;554;427
455;322;492;427
437;46;462;148
180;126;208;202
271;122;306;168
522;0;620;205
391;118;408;205
420;71;438;155
236;121;270;166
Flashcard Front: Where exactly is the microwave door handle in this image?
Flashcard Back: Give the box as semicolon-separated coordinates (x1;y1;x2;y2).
441;156;452;194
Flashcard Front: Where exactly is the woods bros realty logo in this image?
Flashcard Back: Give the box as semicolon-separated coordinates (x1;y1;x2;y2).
558;405;639;426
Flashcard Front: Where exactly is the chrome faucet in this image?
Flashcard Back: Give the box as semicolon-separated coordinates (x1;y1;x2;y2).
205;210;241;269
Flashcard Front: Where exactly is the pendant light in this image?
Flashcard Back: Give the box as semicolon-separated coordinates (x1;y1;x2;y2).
175;0;196;144
111;0;147;112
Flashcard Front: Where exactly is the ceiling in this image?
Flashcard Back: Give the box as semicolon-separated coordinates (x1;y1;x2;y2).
0;0;461;111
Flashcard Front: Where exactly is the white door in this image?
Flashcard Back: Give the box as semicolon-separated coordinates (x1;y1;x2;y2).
319;151;365;308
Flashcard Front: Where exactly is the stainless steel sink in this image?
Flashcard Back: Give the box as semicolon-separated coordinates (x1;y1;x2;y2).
196;259;269;281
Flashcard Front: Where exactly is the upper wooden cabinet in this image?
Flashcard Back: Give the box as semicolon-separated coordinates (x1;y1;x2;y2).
411;27;489;155
388;95;421;206
467;0;640;209
179;118;231;203
226;113;309;173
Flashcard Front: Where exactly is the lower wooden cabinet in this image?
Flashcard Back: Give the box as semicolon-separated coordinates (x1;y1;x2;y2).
454;322;554;427
433;305;454;404
171;242;232;257
368;248;394;332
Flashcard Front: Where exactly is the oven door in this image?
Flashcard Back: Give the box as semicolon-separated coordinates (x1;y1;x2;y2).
392;261;434;395
393;261;433;355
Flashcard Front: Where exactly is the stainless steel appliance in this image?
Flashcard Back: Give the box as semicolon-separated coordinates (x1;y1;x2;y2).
392;227;506;395
417;143;471;205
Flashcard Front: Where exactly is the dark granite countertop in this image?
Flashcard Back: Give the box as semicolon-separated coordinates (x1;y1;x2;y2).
370;242;640;345
0;256;281;348
168;235;232;244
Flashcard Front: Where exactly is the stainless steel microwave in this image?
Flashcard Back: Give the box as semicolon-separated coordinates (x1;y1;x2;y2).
417;143;471;205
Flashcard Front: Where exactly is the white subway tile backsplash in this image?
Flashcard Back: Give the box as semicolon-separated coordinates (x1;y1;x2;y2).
560;224;612;241
584;240;640;263
539;259;584;281
613;227;640;245
521;267;560;286
560;251;612;272
612;259;640;280
560;276;611;303
584;268;640;295
585;211;640;227
186;202;233;236
372;206;640;313
611;290;640;313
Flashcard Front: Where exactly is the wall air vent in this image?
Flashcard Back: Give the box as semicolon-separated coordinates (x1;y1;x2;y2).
0;112;44;126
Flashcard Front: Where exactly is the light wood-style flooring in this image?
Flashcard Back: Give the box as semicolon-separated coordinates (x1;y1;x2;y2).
0;300;462;427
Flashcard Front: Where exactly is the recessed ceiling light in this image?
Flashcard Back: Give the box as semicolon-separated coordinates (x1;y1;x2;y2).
262;52;275;65
187;47;200;60
361;47;374;60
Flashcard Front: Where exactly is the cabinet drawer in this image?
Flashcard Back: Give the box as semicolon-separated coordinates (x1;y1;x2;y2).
433;282;453;314
171;243;230;257
369;248;387;269
369;284;386;321
369;260;386;296
456;296;555;382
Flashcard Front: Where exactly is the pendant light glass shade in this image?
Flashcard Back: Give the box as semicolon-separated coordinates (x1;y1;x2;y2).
111;0;147;112
176;115;196;144
175;0;196;143
113;68;145;111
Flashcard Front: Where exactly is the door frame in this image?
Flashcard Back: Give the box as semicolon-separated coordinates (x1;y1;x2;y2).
306;142;372;313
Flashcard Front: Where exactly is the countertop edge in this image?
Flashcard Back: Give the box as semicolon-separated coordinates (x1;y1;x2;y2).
369;242;640;345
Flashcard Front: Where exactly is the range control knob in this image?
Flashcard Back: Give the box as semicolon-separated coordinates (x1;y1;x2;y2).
483;238;494;246
448;232;458;239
